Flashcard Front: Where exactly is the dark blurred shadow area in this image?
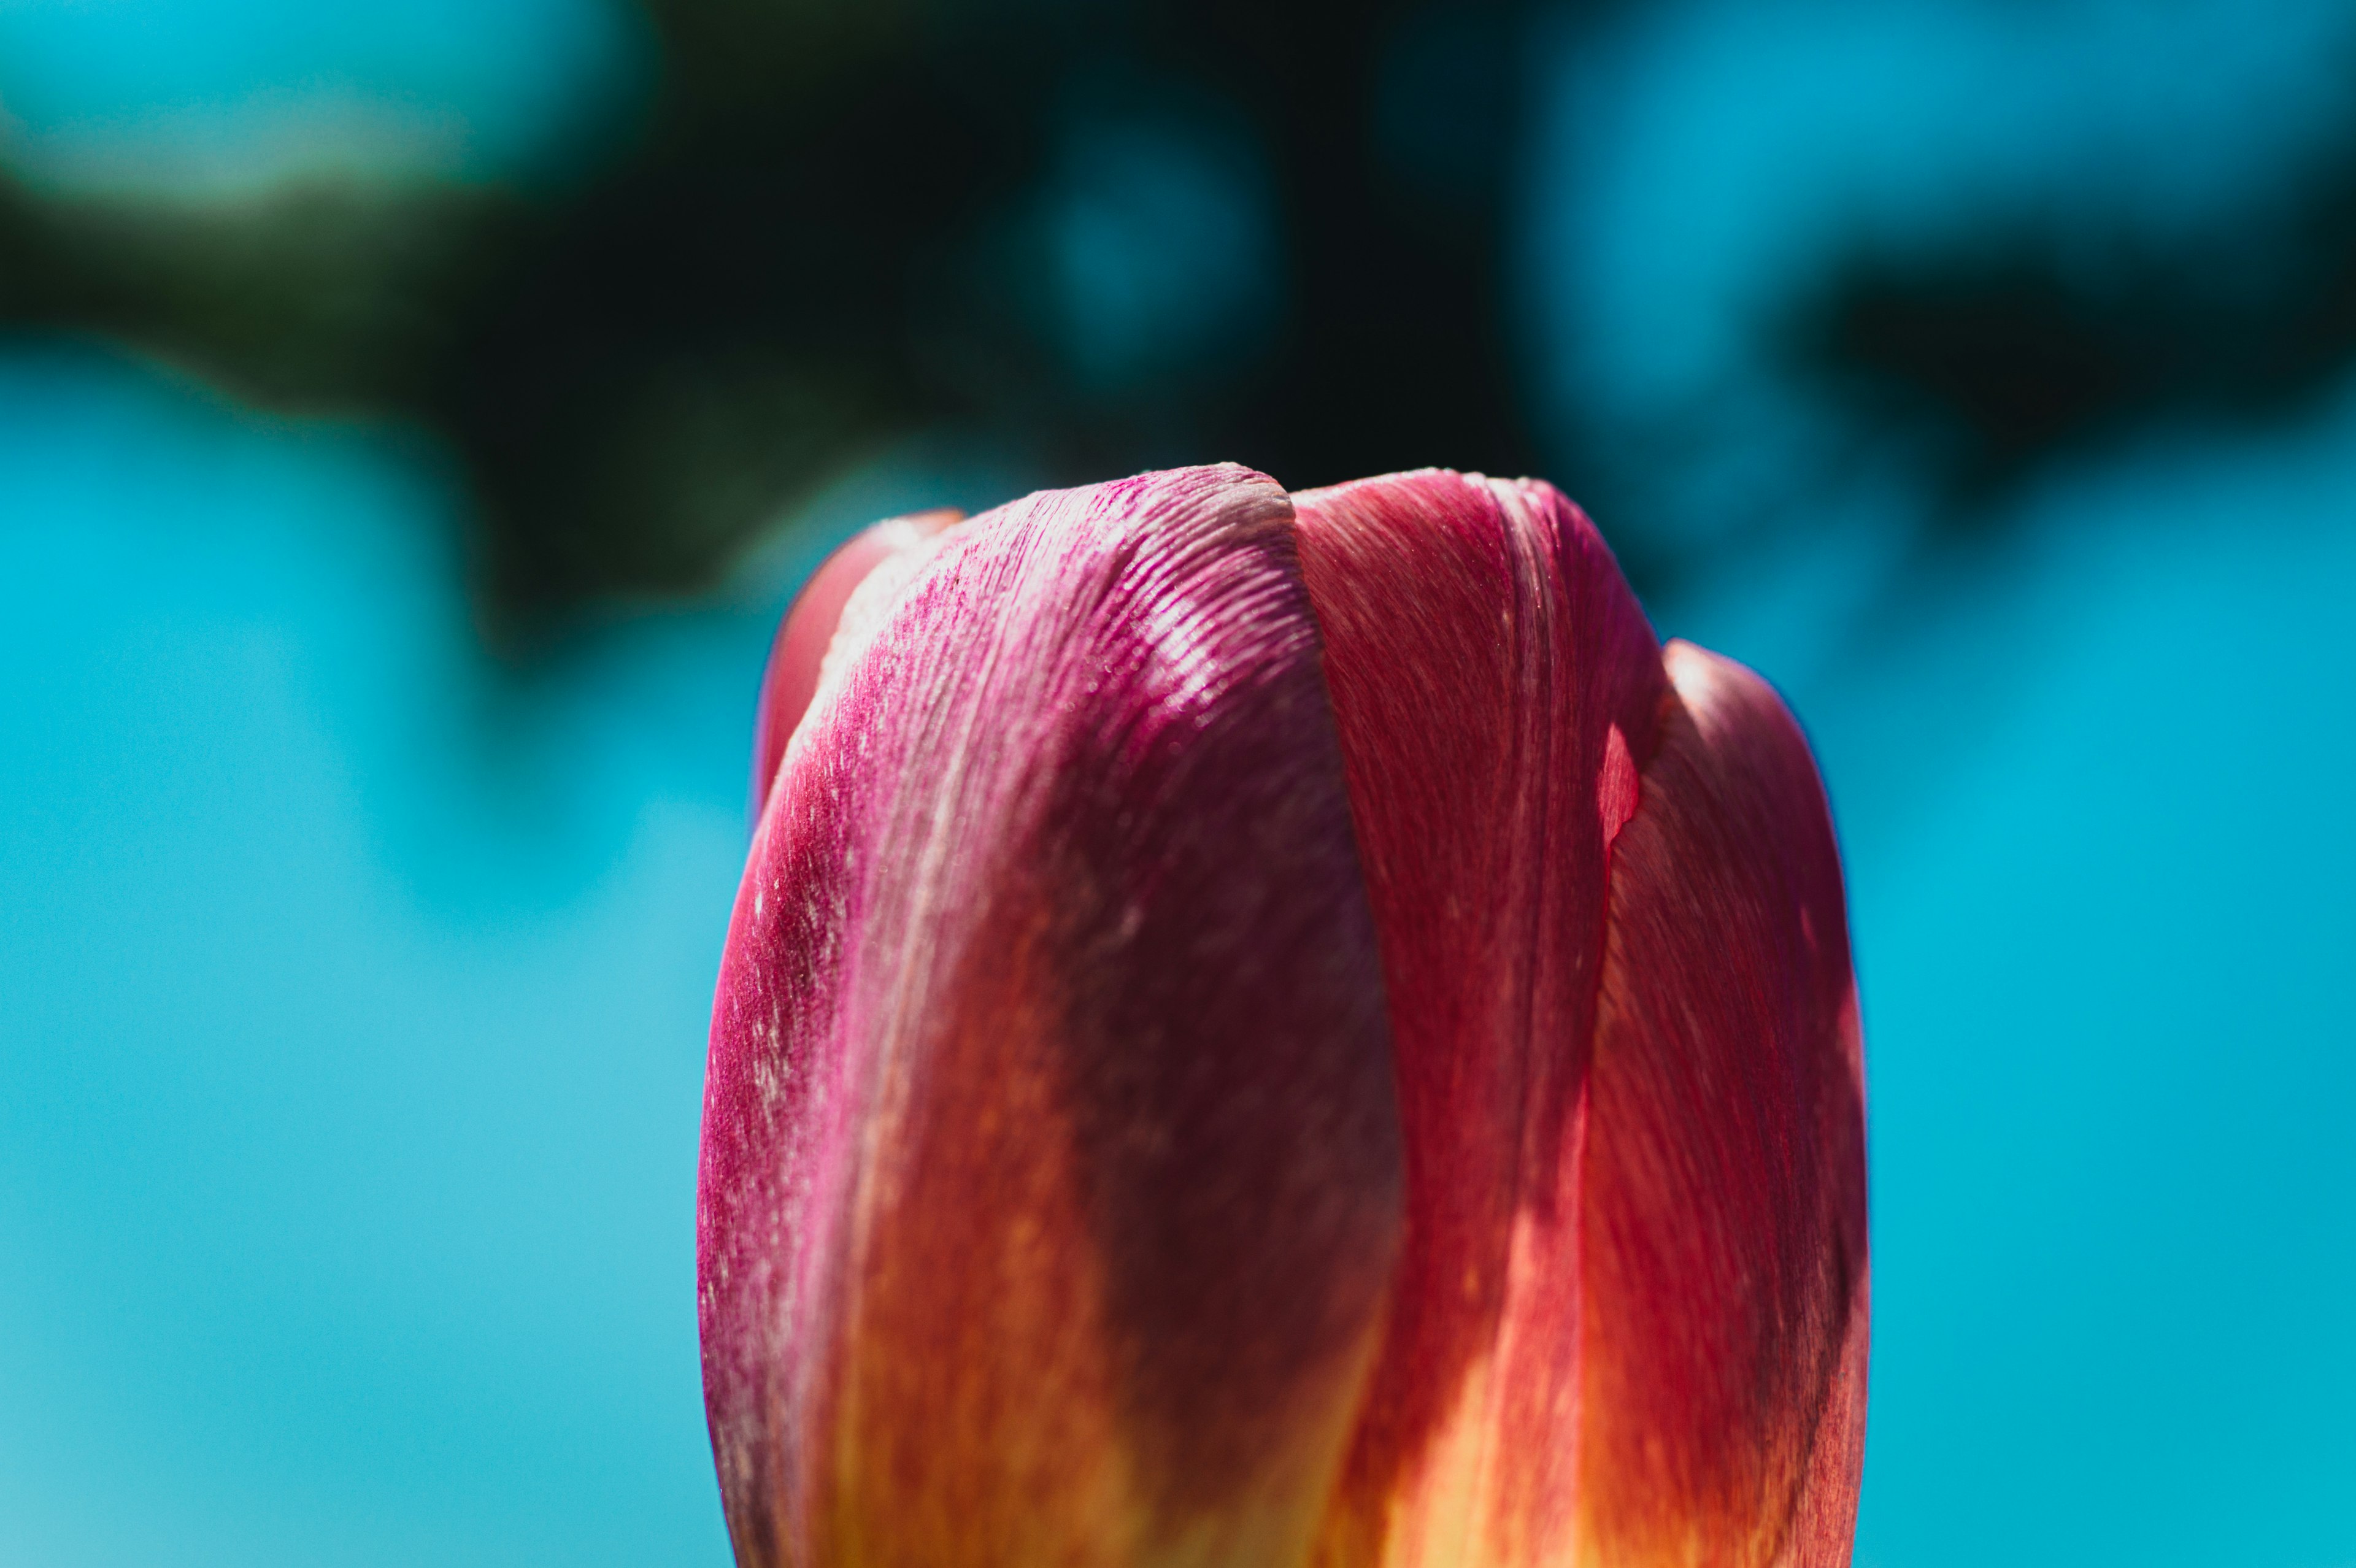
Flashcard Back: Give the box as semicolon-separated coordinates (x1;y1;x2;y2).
1522;0;2356;602
0;0;1542;623
6;0;2356;625
4;4;2354;1567
1800;149;2356;529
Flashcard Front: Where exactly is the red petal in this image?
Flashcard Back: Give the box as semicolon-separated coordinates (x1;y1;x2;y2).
701;467;1402;1567
1295;475;1865;1566
1576;641;1868;1566
1293;471;1668;1564
749;508;960;822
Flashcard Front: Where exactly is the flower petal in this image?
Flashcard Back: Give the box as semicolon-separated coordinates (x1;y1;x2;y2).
1292;471;1668;1566
1293;475;1865;1567
701;466;1404;1568
1576;641;1868;1567
749;507;960;821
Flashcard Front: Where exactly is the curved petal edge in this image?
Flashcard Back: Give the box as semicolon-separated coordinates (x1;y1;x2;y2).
701;466;1405;1568
1576;641;1868;1567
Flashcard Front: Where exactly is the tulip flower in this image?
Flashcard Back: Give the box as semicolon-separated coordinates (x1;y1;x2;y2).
700;465;1867;1568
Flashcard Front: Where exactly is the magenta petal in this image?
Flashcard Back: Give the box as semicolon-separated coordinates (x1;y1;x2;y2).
700;467;1403;1567
748;508;960;821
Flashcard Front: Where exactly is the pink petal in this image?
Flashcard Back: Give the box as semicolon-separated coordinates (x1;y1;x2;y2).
1292;471;1668;1565
749;508;960;822
701;466;1403;1567
1575;642;1868;1566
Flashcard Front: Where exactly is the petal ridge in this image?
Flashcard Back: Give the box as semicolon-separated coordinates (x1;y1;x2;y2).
1293;469;1665;1567
703;464;1404;1568
1574;641;1868;1567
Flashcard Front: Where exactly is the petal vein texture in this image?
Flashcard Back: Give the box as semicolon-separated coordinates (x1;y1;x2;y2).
701;465;1868;1568
1293;474;1865;1568
701;466;1405;1568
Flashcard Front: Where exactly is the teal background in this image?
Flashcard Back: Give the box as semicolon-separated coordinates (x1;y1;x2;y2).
3;1;2352;1562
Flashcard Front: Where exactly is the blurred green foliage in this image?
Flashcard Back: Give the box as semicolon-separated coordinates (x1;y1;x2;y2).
6;0;2355;628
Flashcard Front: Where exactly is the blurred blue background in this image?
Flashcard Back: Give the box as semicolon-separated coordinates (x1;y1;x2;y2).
2;1;2351;1564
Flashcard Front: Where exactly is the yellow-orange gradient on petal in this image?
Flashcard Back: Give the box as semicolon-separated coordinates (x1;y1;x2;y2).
1291;475;1866;1568
1293;471;1665;1568
1574;642;1866;1568
701;467;1403;1567
704;465;1867;1568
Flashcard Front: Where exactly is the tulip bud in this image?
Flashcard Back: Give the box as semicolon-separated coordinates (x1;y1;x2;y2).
701;466;1867;1568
